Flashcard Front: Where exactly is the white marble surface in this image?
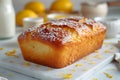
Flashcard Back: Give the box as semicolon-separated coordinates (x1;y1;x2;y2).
88;61;120;80
0;2;120;79
0;61;120;80
0;27;120;80
0;27;119;80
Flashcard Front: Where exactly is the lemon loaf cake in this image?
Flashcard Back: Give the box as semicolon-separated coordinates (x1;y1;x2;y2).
18;17;106;68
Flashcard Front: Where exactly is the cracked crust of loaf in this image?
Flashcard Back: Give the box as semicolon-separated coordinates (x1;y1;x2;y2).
18;16;106;68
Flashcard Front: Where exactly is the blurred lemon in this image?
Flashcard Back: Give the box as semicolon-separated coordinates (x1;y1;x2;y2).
50;0;73;13
16;9;38;26
24;1;45;15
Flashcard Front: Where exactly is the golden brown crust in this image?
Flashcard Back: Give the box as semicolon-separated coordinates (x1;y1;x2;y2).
18;16;106;68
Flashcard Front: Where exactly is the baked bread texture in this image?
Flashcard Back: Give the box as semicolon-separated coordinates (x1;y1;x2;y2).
18;17;106;68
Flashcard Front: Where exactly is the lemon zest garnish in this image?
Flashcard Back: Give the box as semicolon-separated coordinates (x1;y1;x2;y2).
23;62;31;67
92;78;98;80
83;68;89;71
104;72;113;78
71;69;75;72
104;50;113;53
63;73;72;79
83;56;90;60
104;42;111;46
14;55;19;58
75;63;83;67
89;61;96;64
5;49;16;56
5;49;19;58
0;48;3;50
93;53;103;59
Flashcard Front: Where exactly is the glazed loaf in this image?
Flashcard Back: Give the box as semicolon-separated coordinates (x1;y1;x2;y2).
18;17;106;68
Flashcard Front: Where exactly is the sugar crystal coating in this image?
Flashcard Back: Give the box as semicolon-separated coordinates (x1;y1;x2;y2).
18;16;106;45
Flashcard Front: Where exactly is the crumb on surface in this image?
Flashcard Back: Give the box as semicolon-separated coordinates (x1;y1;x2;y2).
103;72;113;78
63;73;72;79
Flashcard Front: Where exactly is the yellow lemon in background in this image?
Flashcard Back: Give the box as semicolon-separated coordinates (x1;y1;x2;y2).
16;9;38;26
50;0;73;13
24;1;45;15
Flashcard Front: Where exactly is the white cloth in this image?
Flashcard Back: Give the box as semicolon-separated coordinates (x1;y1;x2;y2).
115;53;120;64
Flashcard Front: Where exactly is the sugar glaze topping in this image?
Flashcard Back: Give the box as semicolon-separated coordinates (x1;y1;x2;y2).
32;25;71;45
19;16;106;45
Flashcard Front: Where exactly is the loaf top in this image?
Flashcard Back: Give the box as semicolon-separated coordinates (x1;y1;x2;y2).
18;16;106;46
